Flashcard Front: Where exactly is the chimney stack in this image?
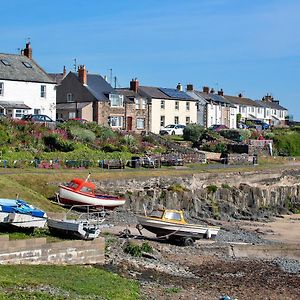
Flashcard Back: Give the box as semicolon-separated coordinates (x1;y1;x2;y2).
176;83;183;91
23;42;32;59
203;86;209;93
238;93;243;98
210;88;215;94
186;84;194;91
63;66;67;78
78;65;87;85
130;78;139;93
218;89;224;96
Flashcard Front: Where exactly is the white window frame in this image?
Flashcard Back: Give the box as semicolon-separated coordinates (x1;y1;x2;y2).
109;94;124;107
186;116;190;125
175;101;179;110
161;100;165;109
69;112;76;119
174;116;179;124
110;116;123;127
67;93;74;102
160;116;165;127
186;102;190;111
41;85;46;98
135;98;140;109
142;99;146;109
136;118;145;129
0;82;3;96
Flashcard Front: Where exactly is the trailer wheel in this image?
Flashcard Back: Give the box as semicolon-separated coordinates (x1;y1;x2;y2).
183;237;194;246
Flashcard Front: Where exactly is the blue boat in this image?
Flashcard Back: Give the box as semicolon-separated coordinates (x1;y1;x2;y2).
0;198;47;229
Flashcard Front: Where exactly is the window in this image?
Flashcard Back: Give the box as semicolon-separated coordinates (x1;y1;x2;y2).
161;100;165;109
22;61;32;68
41;85;46;98
174;116;179;124
1;59;11;66
164;211;182;221
109;94;123;107
136;118;145;129
175;101;179;110
69;112;76;119
110;116;123;127
135;98;140;109
186;117;190;125
142;99;146;109
34;109;41;115
15;109;26;118
0;82;3;96
67;93;74;102
186;102;190;111
160;116;165;127
251;107;254;113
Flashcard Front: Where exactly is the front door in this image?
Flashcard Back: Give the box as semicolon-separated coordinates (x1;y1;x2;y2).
127;117;133;131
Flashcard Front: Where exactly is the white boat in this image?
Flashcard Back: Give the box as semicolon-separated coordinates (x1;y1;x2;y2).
58;177;126;209
47;205;105;240
137;209;220;246
0;198;47;229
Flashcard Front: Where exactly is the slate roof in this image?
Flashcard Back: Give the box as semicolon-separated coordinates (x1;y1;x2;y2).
71;72;114;101
195;91;235;107
115;88;138;98
224;95;261;107
48;73;65;85
139;86;195;101
56;102;91;110
0;53;55;84
0;101;31;109
256;100;287;110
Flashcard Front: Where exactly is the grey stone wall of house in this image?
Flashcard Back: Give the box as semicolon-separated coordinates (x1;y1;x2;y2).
0;236;105;265
94;168;300;220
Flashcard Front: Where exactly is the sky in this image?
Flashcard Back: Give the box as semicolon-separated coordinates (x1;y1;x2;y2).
1;0;300;119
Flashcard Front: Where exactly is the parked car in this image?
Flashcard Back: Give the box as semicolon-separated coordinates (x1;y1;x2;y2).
247;119;270;130
209;124;229;132
159;124;186;135
238;122;248;129
21;114;55;123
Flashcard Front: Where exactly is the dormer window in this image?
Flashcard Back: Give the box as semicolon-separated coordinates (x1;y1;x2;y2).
22;61;32;68
67;93;74;102
109;93;123;107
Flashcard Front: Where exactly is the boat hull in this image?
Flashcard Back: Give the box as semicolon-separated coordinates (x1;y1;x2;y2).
0;211;47;228
58;186;126;209
47;218;101;240
137;216;220;239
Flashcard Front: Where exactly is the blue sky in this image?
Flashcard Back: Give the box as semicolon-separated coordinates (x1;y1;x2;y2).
1;0;300;119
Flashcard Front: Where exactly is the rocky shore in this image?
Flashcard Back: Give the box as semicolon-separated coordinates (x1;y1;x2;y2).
103;211;300;300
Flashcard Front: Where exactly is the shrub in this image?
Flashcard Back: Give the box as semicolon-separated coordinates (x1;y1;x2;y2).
273;130;300;156
69;127;96;143
43;134;75;152
167;184;189;193
221;183;231;189
183;124;205;142
124;241;153;257
206;185;218;194
120;134;137;146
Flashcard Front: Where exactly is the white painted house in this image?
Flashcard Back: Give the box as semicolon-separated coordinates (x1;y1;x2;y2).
139;84;197;134
0;43;56;119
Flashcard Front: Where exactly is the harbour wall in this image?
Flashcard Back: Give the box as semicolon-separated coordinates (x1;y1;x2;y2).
95;168;300;220
0;235;105;265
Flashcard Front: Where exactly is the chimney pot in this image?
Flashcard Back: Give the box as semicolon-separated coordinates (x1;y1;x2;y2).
63;66;67;78
78;65;87;85
176;83;183;91
217;89;224;96
23;42;32;59
130;78;139;93
238;93;243;98
210;88;215;94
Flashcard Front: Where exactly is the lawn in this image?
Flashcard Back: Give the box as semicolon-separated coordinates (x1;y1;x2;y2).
0;265;140;300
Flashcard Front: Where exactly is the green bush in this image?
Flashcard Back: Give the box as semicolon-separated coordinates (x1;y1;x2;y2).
183;124;205;142
124;241;153;257
120;134;137;146
220;129;250;142
43;134;75;152
207;185;218;194
273;130;300;156
69;127;96;143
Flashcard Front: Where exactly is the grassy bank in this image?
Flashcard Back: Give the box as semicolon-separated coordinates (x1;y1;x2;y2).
0;265;140;300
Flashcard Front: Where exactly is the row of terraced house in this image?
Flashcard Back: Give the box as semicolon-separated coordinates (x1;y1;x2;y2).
0;43;288;134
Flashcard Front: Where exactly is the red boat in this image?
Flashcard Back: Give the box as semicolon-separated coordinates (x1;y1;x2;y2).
58;176;126;209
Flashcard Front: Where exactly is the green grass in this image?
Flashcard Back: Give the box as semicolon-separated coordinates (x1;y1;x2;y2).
0;265;140;300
